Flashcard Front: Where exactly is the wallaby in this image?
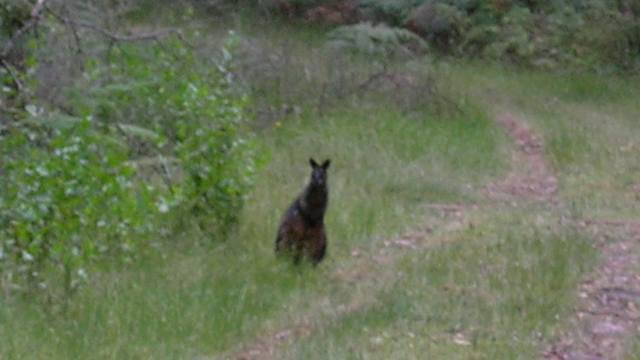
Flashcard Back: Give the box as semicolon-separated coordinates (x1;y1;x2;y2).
275;158;331;265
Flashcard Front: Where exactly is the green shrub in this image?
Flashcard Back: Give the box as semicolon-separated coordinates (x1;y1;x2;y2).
0;35;261;297
405;2;466;51
67;37;260;236
327;22;427;59
360;0;422;25
579;7;640;70
482;6;535;61
356;0;639;70
0;1;40;117
0;118;156;294
0;1;30;42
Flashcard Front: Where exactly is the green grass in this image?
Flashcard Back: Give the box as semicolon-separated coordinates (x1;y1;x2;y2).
0;100;502;359
4;13;639;359
443;61;640;357
282;211;596;359
444;62;640;220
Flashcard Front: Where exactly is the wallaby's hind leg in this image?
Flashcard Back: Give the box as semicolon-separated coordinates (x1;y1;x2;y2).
293;241;304;265
308;227;327;266
311;241;326;266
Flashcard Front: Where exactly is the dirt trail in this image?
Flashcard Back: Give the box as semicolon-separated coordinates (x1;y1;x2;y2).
484;113;558;202
544;222;640;360
484;114;640;360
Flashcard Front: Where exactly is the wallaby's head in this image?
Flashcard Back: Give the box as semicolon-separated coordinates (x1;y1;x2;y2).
309;158;331;187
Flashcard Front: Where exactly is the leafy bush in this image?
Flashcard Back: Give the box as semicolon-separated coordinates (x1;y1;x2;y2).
327;22;427;59
0;34;261;297
0;118;156;294
67;37;260;236
0;1;30;41
360;0;422;25
354;0;640;70
579;6;640;70
481;6;535;61
235;0;639;70
405;2;466;51
0;1;40;117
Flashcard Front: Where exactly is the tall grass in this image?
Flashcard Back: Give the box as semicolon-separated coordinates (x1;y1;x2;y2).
3;9;632;359
282;212;596;359
0;100;502;359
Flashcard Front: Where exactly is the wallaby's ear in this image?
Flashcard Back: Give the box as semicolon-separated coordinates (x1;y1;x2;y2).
322;159;331;169
309;158;319;168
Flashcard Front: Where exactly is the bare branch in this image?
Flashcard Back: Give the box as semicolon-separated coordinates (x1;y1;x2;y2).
0;59;24;93
0;0;48;58
59;3;83;54
45;6;182;43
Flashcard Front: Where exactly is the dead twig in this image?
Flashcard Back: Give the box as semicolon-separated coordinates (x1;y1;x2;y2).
584;219;640;228
578;308;640;321
0;58;23;93
58;3;83;54
356;64;389;92
44;7;180;43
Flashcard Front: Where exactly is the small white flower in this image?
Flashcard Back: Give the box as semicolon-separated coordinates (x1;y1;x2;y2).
77;268;88;280
35;166;49;177
22;250;34;262
157;199;170;213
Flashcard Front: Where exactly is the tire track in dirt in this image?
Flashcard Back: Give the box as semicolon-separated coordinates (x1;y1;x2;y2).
484;113;558;203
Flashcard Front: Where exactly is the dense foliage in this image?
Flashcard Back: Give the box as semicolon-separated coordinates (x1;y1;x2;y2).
68;39;260;234
0;119;155;294
327;22;427;59
0;28;260;296
1;0;638;300
244;0;640;70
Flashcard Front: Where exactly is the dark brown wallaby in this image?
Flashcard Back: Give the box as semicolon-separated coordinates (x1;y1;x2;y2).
275;158;330;265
